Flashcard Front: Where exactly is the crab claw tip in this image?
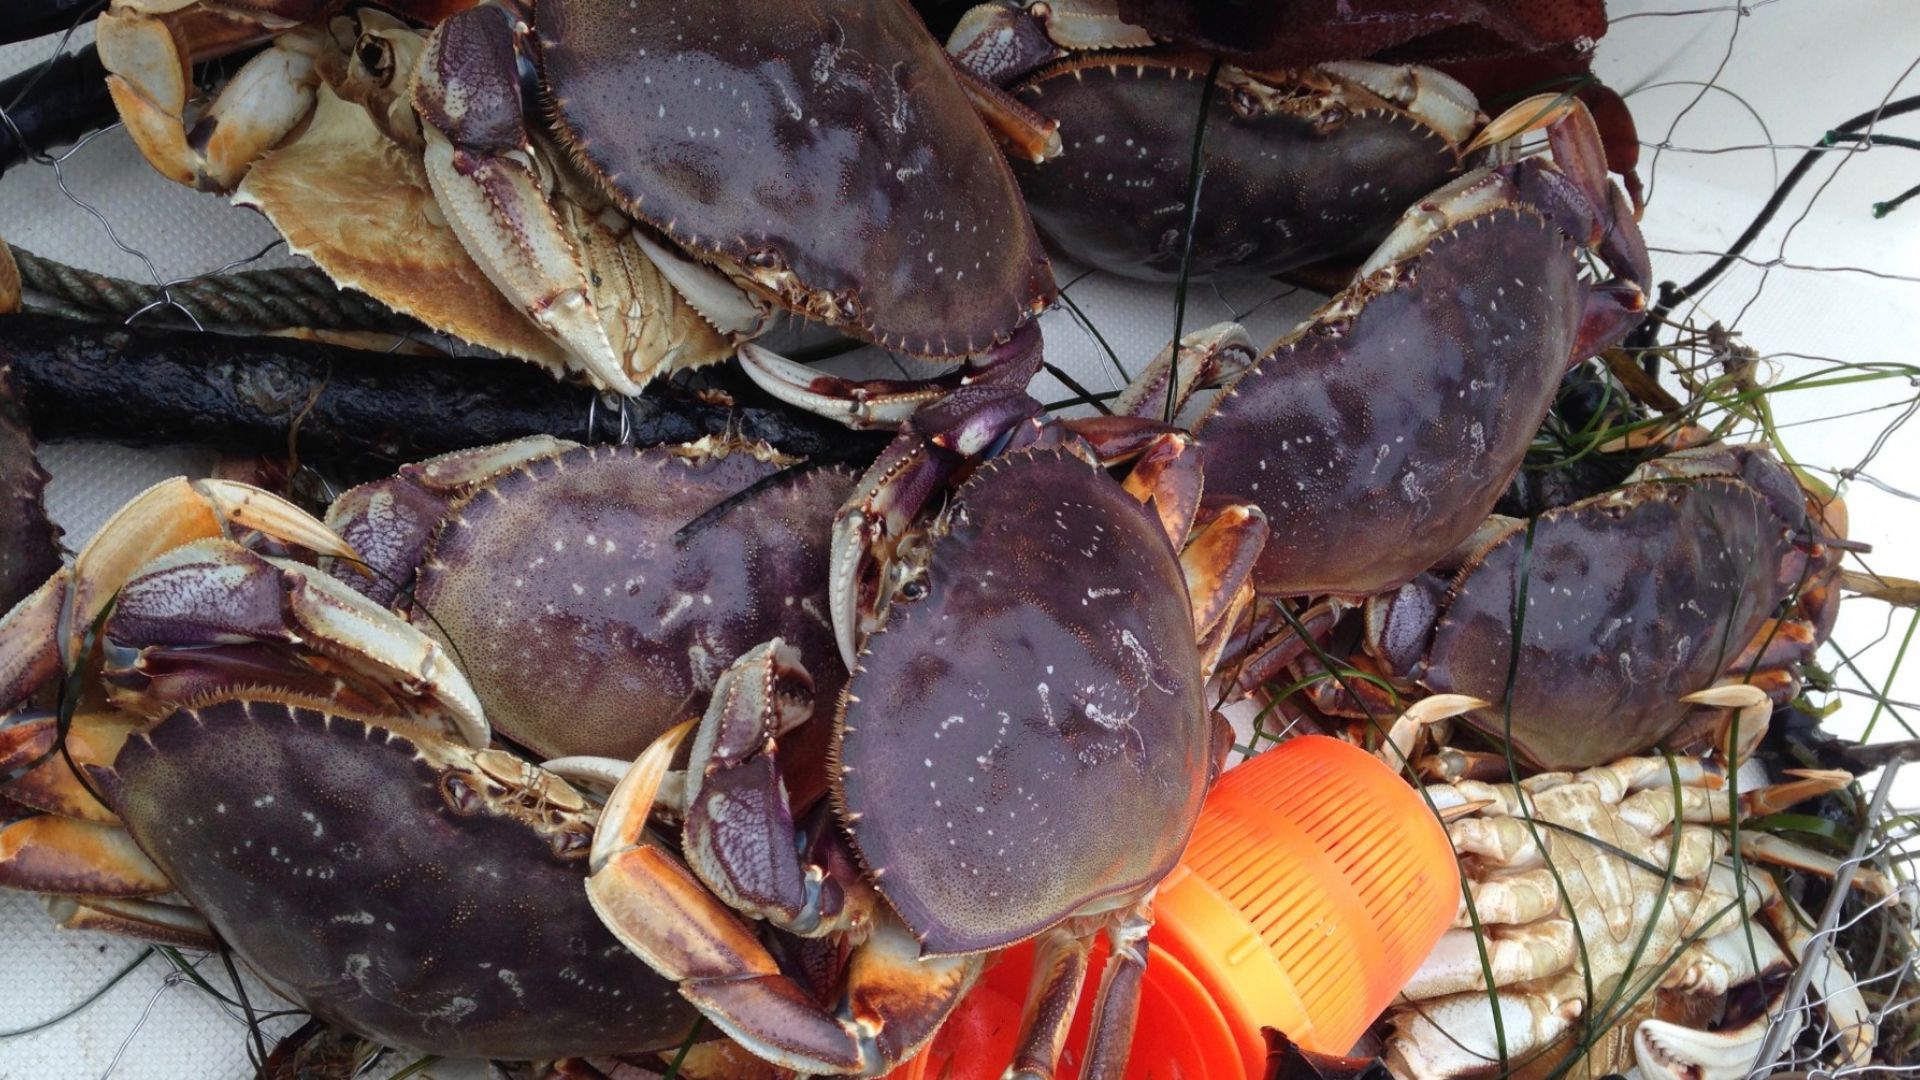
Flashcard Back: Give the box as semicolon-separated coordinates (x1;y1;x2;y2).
1680;683;1770;709
589;719;697;873
1404;694;1490;724
1467;93;1578;155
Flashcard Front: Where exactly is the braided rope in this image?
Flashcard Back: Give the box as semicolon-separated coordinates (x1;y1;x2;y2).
10;244;417;333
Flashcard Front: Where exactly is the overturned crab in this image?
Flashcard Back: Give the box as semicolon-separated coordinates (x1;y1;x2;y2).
948;0;1485;280
0;480;698;1058
575;387;1269;1076
1379;695;1877;1080
99;0;1057;392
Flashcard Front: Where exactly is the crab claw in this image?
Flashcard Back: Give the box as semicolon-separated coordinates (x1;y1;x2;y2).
588;661;975;1076
1;574;68;715
948;0;1151;86
0;477;360;712
1681;682;1773;763
99;541;489;749
1454;95;1651;363
1321;60;1482;147
587;719;696;879
1378;694;1489;772
97;6;326;191
1465;93;1580;156
830;388;1049;667
412;6;642;397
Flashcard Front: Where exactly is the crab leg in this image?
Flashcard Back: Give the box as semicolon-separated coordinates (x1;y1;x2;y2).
1223;599;1344;698
0;712;133;823
1400;919;1578;999
587;677;977;1075
738;322;1045;432
1108;323;1256;422
949;63;1063;164
1768;896;1875;1069
0;815;171;897
43;894;216;950
1078;898;1157;1080
1738;831;1897;899
1008;924;1097;1077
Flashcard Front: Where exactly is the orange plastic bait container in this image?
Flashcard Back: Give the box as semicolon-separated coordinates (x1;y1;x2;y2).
894;735;1456;1080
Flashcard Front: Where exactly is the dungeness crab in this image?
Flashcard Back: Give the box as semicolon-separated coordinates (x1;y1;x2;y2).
98;0;1056;392
580;388;1270;1076
1164;93;1650;601
947;0;1485;280
320;433;857;774
0;480;697;1058
1278;442;1850;771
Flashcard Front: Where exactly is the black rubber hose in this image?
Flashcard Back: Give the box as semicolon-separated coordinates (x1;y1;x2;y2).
0;46;115;176
1;313;888;479
3;0;103;48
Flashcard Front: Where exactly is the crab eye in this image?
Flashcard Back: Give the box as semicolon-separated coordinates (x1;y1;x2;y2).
1230;86;1263;118
1314;103;1350;132
440;773;484;816
746;246;785;270
356;36;394;83
1315;317;1353;340
900;580;929;601
549;829;591;859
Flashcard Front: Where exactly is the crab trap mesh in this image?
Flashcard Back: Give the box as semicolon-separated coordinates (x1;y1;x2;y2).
1;1;1918;1078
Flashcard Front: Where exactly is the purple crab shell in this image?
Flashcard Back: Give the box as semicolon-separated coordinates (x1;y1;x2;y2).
835;449;1208;955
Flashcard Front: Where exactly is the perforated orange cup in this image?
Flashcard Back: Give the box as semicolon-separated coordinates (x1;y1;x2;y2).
895;734;1456;1080
1153;734;1458;1072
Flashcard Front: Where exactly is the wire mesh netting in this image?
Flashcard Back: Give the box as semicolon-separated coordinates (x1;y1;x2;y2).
1;1;1917;1078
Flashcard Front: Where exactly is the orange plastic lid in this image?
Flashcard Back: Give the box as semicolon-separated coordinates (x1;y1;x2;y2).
1158;734;1457;1070
890;736;1453;1079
